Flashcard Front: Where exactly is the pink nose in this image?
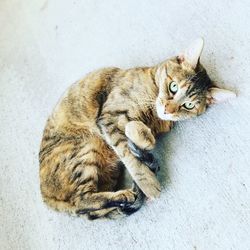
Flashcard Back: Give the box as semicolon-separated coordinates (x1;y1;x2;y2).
164;103;176;114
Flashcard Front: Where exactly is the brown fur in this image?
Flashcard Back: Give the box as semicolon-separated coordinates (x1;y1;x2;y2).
39;66;171;218
39;39;235;219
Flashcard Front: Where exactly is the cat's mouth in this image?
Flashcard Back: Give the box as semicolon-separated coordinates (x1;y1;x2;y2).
156;102;179;121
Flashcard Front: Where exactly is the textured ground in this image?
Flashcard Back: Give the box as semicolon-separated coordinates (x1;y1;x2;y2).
1;1;250;249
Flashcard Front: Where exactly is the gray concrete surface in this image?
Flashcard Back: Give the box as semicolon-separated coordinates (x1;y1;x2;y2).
1;0;250;249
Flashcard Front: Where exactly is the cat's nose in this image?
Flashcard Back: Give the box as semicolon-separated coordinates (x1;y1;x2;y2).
164;102;176;114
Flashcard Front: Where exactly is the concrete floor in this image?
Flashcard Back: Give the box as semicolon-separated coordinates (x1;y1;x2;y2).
1;0;250;249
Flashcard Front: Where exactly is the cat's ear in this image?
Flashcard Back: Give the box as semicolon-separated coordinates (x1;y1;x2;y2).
178;38;204;69
206;87;236;105
155;65;167;86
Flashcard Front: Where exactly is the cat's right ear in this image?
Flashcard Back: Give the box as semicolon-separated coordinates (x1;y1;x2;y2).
178;38;204;69
155;65;167;87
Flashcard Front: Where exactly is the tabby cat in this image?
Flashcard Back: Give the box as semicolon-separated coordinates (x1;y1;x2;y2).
39;38;235;219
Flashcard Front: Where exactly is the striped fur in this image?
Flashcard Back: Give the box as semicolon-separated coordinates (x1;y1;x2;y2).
39;67;172;219
39;39;235;219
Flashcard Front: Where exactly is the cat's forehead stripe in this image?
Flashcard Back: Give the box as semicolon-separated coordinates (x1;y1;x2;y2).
167;74;173;81
186;84;193;94
189;93;198;101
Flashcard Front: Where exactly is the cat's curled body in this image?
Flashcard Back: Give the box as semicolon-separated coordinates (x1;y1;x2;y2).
39;39;235;219
40;66;171;219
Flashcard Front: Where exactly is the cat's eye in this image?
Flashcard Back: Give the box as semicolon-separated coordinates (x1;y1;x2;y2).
169;81;178;94
183;102;195;110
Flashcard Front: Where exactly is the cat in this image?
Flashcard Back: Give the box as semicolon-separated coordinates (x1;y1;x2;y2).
39;38;235;219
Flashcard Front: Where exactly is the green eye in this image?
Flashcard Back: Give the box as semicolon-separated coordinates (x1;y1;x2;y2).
183;102;195;110
169;81;178;94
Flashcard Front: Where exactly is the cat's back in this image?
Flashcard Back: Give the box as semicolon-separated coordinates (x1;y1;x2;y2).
46;67;121;136
39;67;121;169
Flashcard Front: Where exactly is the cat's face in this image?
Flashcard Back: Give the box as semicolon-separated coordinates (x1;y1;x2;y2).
155;38;236;121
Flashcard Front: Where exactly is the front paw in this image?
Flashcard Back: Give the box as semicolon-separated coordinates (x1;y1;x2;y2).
108;189;136;208
125;121;155;150
128;140;160;173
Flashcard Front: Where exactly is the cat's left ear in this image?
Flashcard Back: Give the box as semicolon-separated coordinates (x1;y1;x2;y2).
178;38;204;69
206;87;236;105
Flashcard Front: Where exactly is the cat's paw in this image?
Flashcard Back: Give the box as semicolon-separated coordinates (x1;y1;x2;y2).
125;121;155;150
109;189;136;207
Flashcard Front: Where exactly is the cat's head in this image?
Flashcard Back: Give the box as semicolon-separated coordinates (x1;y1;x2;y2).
155;38;236;121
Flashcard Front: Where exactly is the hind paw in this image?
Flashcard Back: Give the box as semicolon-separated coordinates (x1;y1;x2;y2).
107;189;136;208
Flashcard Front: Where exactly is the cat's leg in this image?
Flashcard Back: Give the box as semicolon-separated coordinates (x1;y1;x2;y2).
99;116;161;199
40;135;137;216
87;207;118;220
74;187;136;215
127;140;160;173
87;182;145;219
43;162;137;217
86;161;145;219
43;186;136;216
125;121;155;150
71;137;137;214
125;121;160;173
82;121;160;219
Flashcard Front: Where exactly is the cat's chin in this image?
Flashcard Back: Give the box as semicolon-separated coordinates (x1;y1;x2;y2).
159;114;179;121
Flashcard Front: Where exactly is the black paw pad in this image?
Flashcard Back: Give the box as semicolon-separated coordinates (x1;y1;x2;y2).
106;201;128;208
128;140;160;173
87;213;99;220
